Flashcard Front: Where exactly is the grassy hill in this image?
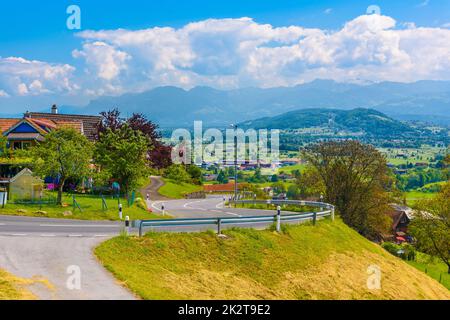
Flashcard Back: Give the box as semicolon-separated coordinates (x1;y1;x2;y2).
239;108;417;138
95;219;449;300
158;179;203;199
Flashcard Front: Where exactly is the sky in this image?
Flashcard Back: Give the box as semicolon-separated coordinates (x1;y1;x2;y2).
1;0;450;113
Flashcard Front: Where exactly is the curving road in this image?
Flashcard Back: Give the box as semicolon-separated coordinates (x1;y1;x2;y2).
0;179;305;300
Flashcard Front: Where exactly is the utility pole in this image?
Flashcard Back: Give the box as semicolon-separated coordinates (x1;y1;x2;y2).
231;124;238;203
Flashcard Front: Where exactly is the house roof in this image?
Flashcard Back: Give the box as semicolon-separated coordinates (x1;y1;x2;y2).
0;119;20;133
6;133;46;141
25;112;101;141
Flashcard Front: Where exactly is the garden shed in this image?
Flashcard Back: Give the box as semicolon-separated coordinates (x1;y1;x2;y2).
9;168;44;202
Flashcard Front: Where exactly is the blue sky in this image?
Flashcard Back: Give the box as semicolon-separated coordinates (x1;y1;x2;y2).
1;0;448;62
0;0;450;112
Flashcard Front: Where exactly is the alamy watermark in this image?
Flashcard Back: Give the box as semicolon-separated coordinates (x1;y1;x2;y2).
366;264;382;290
66;265;81;290
170;121;280;167
66;5;81;30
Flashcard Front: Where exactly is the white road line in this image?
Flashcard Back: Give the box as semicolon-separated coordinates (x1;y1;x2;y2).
94;234;109;238
0;223;5;226
39;224;118;228
151;201;163;212
40;234;56;237
68;234;83;237
225;212;243;217
10;233;27;236
215;202;225;209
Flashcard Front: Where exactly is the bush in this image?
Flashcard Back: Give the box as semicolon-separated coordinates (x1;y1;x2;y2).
382;242;416;261
163;164;192;183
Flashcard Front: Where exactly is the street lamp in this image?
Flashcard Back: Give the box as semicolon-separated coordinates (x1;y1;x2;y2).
230;124;238;203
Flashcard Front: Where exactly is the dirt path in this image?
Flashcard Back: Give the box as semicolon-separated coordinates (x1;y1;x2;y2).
141;176;170;202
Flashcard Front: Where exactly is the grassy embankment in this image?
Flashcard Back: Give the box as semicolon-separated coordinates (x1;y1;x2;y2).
0;193;160;221
406;253;450;290
95;219;450;300
158;179;203;199
0;269;40;300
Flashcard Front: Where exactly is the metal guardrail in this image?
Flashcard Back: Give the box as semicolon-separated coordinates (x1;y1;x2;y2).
135;199;335;237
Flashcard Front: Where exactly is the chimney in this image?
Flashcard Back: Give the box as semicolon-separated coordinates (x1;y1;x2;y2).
51;104;58;114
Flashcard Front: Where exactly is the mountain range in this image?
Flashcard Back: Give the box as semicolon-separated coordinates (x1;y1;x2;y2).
12;80;450;127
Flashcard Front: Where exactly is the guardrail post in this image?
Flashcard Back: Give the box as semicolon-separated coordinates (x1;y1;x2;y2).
217;218;222;235
331;206;335;221
313;211;317;226
139;221;143;237
276;206;281;232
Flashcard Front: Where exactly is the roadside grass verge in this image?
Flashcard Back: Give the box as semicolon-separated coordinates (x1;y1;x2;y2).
158;179;203;199
0;193;161;221
0;269;38;300
95;219;449;300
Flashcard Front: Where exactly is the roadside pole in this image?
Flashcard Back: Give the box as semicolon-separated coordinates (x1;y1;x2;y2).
119;203;123;220
125;216;130;235
161;204;165;216
276;205;281;232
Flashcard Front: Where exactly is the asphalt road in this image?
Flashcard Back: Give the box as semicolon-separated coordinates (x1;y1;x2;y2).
0;193;307;300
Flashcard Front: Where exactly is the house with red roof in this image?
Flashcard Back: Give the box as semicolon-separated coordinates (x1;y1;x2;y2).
1;105;100;151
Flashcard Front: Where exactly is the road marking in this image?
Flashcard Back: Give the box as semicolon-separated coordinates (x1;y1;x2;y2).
39;224;118;228
184;199;210;211
0;223;5;226
225;212;243;217
40;234;56;237
94;234;109;238
10;233;27;236
151;201;164;212
68;234;83;237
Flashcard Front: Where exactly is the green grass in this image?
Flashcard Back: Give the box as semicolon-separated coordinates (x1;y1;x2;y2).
405;190;436;205
379;146;446;166
407;252;450;290
158;179;203;199
277;164;306;174
95;219;449;300
0;193;161;221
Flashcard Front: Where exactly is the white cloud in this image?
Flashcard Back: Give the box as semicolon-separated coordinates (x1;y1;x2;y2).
72;15;450;93
0;89;9;98
417;0;430;7
73;41;130;81
0;57;76;96
2;14;450;99
324;8;333;14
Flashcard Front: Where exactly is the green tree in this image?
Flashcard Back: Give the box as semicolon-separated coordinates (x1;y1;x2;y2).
94;125;149;195
410;183;450;273
217;170;228;184
32;128;93;205
186;165;203;185
303;141;392;238
0;135;8;157
163;164;192;183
